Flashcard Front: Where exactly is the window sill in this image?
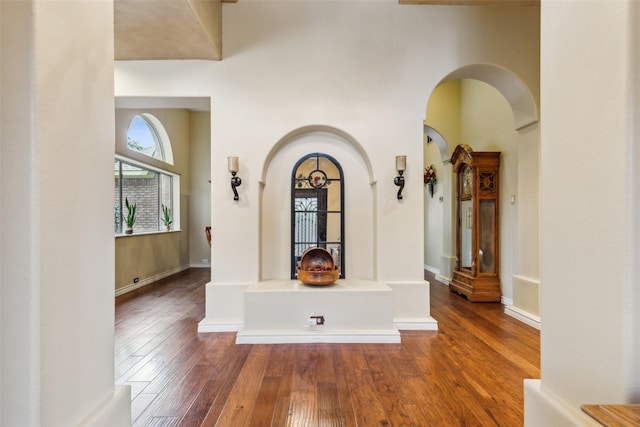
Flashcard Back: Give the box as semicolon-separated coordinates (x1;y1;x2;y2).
115;230;181;238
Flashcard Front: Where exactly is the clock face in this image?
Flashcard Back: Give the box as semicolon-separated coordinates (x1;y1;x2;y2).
462;166;473;195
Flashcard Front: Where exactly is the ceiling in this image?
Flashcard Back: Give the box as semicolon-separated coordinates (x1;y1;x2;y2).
114;0;537;61
114;0;236;60
399;0;538;4
115;96;211;111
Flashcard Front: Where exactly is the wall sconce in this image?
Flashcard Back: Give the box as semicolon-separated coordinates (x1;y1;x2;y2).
228;156;242;201
394;155;406;200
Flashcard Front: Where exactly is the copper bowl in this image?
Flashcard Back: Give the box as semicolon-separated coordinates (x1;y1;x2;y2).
297;247;339;286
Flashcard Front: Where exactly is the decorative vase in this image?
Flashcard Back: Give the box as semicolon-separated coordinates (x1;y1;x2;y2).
165;225;170;231
428;182;434;198
125;227;133;234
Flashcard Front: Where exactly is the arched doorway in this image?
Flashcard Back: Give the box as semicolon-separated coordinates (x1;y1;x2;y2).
424;64;541;329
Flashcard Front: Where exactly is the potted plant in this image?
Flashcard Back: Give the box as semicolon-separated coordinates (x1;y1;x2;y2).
124;197;136;234
161;204;173;231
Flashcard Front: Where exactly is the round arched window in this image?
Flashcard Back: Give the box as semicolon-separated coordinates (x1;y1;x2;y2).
126;114;173;165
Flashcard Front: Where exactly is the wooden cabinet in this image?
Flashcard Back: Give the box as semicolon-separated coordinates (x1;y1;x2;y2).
450;144;501;302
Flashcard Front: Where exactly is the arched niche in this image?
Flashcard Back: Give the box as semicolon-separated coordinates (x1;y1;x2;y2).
260;125;375;184
259;125;376;282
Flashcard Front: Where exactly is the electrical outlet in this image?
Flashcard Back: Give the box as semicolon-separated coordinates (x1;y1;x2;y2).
202;259;209;264
133;277;139;283
309;315;325;326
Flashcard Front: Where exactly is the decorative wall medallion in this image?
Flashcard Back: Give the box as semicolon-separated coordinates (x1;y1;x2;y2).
308;169;328;189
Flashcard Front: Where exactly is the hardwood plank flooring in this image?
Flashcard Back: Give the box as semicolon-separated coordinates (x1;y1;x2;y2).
115;269;540;426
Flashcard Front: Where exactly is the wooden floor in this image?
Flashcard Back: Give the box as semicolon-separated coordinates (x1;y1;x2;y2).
115;269;540;426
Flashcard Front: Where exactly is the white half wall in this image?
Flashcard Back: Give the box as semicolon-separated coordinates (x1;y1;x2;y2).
198;279;437;338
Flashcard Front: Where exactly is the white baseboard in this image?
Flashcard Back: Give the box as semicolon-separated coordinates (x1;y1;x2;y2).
197;319;243;333
77;385;131;427
424;264;451;285
190;263;211;268
505;305;541;330
235;328;401;344
424;264;439;275
501;296;514;306
115;265;189;297
524;379;600;426
435;274;451;285
394;317;438;331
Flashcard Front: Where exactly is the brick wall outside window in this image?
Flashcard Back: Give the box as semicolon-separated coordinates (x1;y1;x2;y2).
115;160;173;233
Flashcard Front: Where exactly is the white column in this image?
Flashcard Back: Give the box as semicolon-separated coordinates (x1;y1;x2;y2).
526;1;639;424
1;1;131;425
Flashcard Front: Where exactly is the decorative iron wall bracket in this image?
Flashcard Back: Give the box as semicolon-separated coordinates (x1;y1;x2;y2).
394;172;405;200
230;172;241;201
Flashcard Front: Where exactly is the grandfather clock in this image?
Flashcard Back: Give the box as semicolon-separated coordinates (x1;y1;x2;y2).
450;144;501;302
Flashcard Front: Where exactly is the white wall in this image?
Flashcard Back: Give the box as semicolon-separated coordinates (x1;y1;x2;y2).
424;81;461;277
526;0;640;425
423;142;445;272
1;0;130;425
512;121;540;321
217;0;540;284
189;112;212;267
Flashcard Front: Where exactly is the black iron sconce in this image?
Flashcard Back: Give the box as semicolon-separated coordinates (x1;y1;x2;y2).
228;156;242;201
394;155;406;200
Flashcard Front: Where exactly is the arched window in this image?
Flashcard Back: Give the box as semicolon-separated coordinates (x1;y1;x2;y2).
291;153;345;279
115;114;178;235
126;114;173;165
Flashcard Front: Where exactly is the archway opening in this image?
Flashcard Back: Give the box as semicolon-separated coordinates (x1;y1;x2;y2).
423;64;540;328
